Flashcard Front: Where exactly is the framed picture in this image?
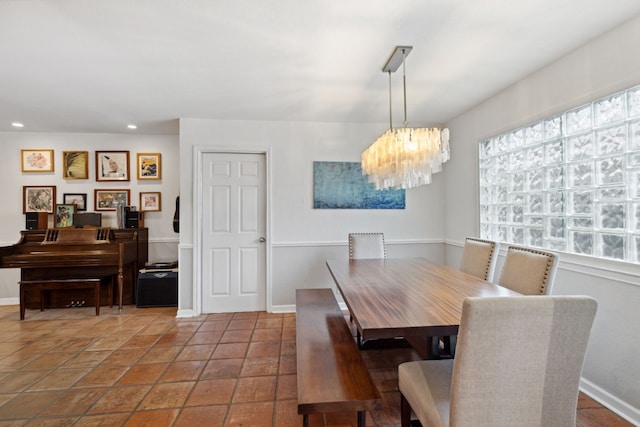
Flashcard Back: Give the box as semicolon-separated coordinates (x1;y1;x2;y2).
62;151;89;179
94;189;130;211
63;193;87;211
21;149;54;172
140;192;161;212
137;152;162;180
23;185;56;213
54;204;77;228
95;151;130;181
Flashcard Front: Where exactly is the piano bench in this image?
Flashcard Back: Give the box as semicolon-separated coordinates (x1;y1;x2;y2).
19;278;104;320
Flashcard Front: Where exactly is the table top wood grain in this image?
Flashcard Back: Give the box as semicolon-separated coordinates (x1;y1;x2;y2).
326;258;519;341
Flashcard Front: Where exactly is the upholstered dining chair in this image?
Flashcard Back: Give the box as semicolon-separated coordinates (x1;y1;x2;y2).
348;232;386;260
347;232;386;331
459;237;499;281
398;295;598;427
498;245;559;295
442;237;498;357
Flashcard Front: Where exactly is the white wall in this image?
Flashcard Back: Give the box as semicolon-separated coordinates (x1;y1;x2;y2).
443;15;640;423
178;119;446;314
0;132;180;301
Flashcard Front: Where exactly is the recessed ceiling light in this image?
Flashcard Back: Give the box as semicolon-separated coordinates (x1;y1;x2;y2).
127;124;137;129
11;122;24;128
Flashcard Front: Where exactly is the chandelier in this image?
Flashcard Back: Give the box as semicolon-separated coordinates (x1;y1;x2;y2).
361;46;450;190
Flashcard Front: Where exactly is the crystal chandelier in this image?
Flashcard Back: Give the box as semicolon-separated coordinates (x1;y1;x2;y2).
362;46;450;190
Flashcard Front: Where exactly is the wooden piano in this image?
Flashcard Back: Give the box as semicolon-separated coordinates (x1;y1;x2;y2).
0;227;148;312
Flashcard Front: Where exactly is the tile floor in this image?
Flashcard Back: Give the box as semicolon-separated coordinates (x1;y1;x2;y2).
0;304;633;427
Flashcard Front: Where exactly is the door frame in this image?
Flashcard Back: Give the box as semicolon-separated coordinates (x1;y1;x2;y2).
193;145;272;316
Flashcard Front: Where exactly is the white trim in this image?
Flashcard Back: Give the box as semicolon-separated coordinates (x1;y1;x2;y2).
176;308;196;318
580;377;640;426
272;238;444;248
193;145;273;316
0;297;19;306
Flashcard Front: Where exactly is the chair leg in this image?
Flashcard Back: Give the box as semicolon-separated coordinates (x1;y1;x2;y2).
400;393;412;427
443;335;457;357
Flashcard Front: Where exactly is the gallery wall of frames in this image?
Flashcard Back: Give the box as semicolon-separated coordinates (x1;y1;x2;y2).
0;132;179;246
20;149;163;228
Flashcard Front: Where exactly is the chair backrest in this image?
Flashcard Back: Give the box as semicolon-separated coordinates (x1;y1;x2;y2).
459;237;498;281
450;296;597;427
348;233;386;259
499;245;558;295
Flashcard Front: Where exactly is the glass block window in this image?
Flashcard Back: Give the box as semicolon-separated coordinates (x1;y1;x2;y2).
479;85;640;263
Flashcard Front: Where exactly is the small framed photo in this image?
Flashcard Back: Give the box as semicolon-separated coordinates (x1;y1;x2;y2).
62;151;89;179
96;151;130;181
23;185;56;213
63;193;87;211
137;152;162;180
94;189;130;211
21;149;54;172
54;204;77;228
140;192;161;212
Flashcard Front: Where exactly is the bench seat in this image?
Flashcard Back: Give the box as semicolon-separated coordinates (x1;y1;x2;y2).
19;278;108;320
296;288;380;427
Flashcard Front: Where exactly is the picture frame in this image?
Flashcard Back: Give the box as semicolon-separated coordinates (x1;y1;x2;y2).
21;149;54;172
62;151;89;179
94;189;130;211
137;152;162;180
23;185;56;213
95;151;130;181
63;193;88;211
140;192;161;212
54;204;77;228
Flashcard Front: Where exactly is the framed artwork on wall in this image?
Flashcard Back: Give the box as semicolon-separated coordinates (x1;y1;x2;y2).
63;193;87;211
95;151;130;181
21;149;54;172
23;185;56;213
62;151;89;179
313;161;405;209
137;152;161;180
54;204;77;228
140;192;161;212
94;189;130;211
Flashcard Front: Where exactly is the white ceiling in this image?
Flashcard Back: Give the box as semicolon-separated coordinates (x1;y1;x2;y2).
2;0;640;135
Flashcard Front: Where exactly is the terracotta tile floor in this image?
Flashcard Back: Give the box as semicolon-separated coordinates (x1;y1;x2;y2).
0;304;633;426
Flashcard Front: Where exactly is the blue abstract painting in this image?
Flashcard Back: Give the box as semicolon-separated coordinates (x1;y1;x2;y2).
313;161;405;209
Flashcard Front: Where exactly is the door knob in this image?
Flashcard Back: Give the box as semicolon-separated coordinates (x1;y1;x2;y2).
259;237;266;243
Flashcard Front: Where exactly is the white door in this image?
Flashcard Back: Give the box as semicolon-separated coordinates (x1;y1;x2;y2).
201;152;266;313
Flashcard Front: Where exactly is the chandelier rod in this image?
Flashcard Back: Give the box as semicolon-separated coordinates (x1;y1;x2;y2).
388;71;393;130
402;47;408;127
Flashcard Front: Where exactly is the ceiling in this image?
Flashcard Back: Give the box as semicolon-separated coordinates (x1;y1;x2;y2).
2;0;640;135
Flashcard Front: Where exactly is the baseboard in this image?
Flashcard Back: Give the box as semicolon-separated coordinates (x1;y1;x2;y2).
580;377;640;425
270;304;295;314
0;297;19;306
176;308;196;318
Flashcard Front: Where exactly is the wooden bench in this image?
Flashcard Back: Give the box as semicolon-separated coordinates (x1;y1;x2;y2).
19;278;108;320
296;288;380;427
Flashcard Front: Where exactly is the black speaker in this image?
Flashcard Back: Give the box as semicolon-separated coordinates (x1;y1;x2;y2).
73;212;102;227
137;270;178;307
25;212;48;230
125;209;140;228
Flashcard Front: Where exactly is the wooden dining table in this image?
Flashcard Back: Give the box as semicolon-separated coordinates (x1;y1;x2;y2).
326;257;519;359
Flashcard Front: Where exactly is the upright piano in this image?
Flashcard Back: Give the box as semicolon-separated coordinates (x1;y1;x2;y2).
0;227;148;311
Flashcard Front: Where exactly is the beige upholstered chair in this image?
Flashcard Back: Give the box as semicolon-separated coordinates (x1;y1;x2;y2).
348;233;386;260
398;296;598;427
441;237;498;356
499;245;558;295
459;237;498;281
